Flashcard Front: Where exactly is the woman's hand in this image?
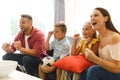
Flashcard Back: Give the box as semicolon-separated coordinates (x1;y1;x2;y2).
85;48;99;63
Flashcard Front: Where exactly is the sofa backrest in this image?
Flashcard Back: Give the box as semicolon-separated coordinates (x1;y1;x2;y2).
66;36;81;47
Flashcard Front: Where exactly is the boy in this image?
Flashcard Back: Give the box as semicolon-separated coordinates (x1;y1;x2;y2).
38;21;71;80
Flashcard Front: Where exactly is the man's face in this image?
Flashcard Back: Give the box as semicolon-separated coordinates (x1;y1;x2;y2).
19;17;31;33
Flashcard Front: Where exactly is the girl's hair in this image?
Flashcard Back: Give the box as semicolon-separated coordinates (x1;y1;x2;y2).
95;7;120;34
54;21;67;32
85;22;97;38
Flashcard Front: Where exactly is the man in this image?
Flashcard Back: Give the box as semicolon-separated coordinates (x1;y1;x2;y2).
2;14;47;76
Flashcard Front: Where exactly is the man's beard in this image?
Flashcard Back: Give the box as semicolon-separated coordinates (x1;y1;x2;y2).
21;27;27;33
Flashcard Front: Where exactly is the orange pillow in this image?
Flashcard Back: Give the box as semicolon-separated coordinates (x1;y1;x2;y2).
51;55;94;73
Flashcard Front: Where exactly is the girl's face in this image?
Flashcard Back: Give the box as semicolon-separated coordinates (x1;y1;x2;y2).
82;23;94;39
90;10;108;31
53;27;65;40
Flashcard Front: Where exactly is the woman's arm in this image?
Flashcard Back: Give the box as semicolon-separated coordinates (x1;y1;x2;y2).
97;58;120;73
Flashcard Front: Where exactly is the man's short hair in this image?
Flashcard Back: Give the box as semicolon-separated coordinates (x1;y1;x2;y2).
21;14;32;21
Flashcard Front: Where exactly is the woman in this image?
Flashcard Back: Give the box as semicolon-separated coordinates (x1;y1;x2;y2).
79;7;120;80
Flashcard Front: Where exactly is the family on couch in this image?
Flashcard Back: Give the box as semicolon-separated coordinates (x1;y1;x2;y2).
2;7;120;80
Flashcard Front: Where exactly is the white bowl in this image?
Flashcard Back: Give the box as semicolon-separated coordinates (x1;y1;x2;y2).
0;60;18;77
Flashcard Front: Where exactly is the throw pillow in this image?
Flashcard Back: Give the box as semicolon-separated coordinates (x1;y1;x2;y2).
51;55;94;73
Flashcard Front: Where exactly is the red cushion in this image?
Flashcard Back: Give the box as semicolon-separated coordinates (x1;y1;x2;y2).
51;55;94;73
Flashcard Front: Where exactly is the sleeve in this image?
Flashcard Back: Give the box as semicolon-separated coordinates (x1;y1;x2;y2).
33;31;46;56
109;42;120;61
11;32;22;51
76;39;84;54
76;41;82;51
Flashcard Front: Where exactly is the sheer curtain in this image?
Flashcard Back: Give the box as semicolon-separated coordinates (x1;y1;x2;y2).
65;0;77;36
54;0;65;24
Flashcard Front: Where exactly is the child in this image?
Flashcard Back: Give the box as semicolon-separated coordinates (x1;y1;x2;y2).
70;22;99;80
53;22;99;80
71;22;99;56
38;21;71;80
